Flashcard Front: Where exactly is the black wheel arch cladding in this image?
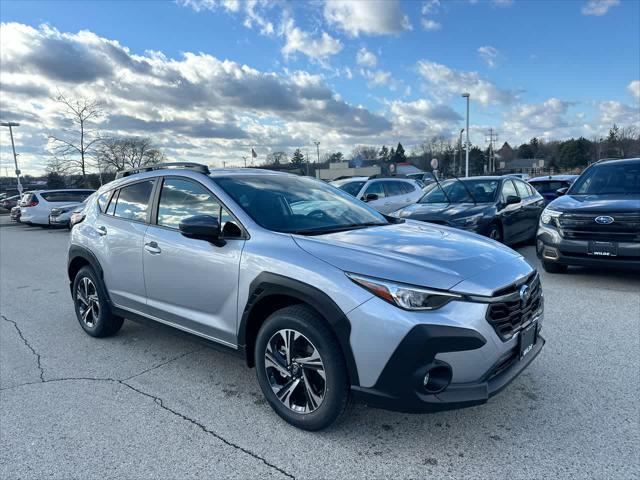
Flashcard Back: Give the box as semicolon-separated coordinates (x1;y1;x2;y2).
240;272;360;386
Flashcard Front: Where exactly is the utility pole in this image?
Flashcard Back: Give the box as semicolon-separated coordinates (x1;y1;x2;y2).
305;149;310;176
462;93;470;177
1;122;23;197
486;128;498;173
242;156;248;168
313;141;320;164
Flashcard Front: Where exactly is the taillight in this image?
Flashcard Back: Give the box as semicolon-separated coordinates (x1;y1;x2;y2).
27;199;39;207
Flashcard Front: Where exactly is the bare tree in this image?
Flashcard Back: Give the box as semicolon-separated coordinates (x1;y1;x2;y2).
266;151;288;165
349;145;378;161
48;93;103;184
96;136;164;172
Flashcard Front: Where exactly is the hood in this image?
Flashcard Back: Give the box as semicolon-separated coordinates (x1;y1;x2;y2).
293;221;530;294
549;194;640;213
396;203;493;222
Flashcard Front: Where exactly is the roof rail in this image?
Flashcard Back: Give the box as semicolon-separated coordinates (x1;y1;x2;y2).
368;173;408;180
115;162;210;179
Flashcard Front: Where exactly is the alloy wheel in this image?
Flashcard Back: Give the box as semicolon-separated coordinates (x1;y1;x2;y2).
76;276;100;328
264;329;326;414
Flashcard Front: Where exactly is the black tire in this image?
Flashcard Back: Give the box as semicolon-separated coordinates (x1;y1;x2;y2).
72;266;124;337
541;260;568;274
254;305;349;431
487;222;503;243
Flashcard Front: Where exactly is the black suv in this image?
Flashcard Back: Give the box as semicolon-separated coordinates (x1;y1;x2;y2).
536;158;640;273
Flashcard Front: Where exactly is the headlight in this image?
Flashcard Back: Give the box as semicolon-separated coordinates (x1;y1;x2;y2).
346;273;461;311
540;208;562;226
451;214;483;227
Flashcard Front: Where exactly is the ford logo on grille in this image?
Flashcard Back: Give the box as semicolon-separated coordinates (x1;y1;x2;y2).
519;284;530;303
595;215;614;225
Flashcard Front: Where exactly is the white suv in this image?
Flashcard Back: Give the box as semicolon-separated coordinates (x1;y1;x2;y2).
20;189;95;226
331;176;425;214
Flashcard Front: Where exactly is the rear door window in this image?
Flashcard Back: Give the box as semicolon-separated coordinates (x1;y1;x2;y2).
112;181;154;222
363;181;385;199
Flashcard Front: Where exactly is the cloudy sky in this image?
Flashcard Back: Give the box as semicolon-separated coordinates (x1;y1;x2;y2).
1;0;639;174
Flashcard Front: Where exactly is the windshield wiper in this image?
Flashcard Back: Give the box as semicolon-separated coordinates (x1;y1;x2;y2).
451;174;477;204
288;222;388;236
431;174;452;204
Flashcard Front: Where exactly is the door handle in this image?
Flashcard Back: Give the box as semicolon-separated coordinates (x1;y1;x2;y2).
96;226;107;236
144;241;161;254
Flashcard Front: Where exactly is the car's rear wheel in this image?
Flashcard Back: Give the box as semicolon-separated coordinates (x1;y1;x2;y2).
255;305;349;431
73;266;124;337
541;260;568;274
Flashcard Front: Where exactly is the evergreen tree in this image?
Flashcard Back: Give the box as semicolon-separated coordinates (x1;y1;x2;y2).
378;145;389;162
291;148;305;165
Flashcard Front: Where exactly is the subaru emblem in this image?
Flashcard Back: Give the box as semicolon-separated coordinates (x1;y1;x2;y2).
595;216;614;225
519;284;530;303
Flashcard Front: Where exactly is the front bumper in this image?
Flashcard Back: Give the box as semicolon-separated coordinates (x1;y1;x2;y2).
537;225;640;269
49;215;70;227
351;325;544;413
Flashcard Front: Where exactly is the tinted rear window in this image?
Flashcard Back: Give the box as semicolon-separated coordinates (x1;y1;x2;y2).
41;191;94;203
112;181;154;222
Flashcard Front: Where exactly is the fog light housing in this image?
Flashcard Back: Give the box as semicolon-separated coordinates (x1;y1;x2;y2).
423;363;452;394
542;247;559;260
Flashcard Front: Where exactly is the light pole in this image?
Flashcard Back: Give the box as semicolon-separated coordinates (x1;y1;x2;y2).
462;93;470;177
313;141;320;164
1;122;23;197
457;128;464;176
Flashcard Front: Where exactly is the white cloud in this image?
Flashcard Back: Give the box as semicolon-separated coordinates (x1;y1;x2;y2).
422;0;440;15
582;0;619;16
178;0;275;35
324;0;411;37
598;100;639;126
0;22;391;173
421;19;442;31
478;46;499;68
356;47;377;67
416;59;519;105
280;16;342;62
361;69;392;87
627;80;640;101
492;0;513;6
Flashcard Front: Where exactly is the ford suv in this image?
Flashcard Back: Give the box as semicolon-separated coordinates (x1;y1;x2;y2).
68;163;545;430
536;158;640;273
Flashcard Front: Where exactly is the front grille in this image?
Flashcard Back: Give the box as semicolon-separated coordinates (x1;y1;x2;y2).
558;212;640;242
486;274;543;341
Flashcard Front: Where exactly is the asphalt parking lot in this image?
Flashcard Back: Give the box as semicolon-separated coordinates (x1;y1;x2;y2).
1;218;638;479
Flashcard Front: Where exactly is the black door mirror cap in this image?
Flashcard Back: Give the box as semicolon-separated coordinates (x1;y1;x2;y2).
505;195;521;205
363;193;379;202
179;215;226;246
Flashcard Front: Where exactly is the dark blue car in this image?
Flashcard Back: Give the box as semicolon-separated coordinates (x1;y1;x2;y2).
393;176;545;245
528;175;578;205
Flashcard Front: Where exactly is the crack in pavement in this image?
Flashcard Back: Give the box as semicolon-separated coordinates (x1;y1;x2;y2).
122;347;205;382
1;376;295;479
1;314;45;382
0;315;295;478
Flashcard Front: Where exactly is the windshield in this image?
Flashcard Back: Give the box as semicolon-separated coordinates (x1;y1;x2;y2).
419;179;499;204
215;175;388;235
569;162;640;195
333;180;366;197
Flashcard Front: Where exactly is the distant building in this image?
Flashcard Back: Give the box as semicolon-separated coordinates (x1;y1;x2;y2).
315;161;380;180
498;158;546;174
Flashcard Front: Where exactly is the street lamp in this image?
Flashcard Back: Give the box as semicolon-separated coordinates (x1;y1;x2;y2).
457;128;464;176
0;122;23;197
313;141;320;164
462;93;470;177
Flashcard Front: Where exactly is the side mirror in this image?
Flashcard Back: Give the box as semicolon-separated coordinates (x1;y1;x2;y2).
505;195;521;205
556;187;568;196
179;215;225;246
363;193;379;202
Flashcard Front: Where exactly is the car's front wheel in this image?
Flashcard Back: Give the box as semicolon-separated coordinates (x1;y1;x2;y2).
254;305;349;431
73;266;124;337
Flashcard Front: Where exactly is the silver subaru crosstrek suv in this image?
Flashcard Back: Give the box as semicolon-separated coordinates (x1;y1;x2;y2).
68;163;545;430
